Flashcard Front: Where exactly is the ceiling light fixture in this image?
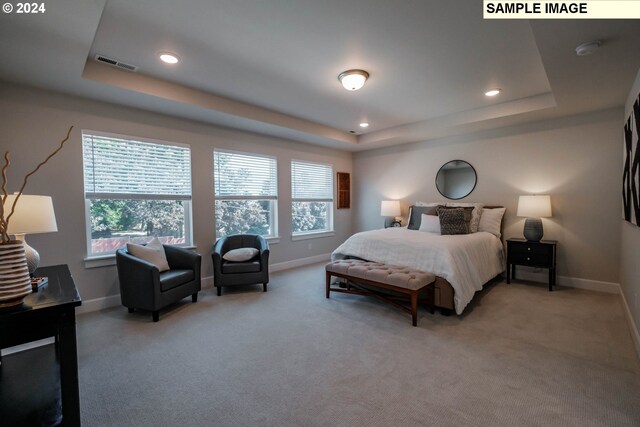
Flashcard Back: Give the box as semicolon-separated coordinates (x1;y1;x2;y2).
338;69;369;91
485;89;501;97
159;52;180;64
575;40;601;56
359;122;369;128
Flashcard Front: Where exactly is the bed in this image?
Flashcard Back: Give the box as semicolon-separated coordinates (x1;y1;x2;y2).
331;206;506;315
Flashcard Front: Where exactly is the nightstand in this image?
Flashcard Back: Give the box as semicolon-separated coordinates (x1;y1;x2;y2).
506;238;557;291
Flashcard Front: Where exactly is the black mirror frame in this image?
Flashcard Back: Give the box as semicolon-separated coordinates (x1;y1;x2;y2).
435;160;477;200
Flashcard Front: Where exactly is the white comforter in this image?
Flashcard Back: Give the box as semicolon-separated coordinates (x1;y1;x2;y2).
331;228;505;314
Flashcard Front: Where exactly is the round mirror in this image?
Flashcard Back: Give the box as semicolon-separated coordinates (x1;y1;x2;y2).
435;160;477;200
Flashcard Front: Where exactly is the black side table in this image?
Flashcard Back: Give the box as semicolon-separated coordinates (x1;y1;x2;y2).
0;264;82;426
506;238;557;291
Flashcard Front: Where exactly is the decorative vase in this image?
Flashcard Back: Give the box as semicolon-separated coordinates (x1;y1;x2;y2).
523;218;544;242
0;240;32;308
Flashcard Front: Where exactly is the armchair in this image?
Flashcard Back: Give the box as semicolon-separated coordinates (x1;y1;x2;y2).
212;234;269;296
116;245;201;322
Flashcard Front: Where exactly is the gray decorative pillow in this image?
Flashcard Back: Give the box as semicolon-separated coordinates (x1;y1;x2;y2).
437;207;469;235
407;205;440;230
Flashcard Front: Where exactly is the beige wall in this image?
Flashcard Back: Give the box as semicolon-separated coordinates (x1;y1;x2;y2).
353;109;622;284
620;67;640;339
0;83;352;301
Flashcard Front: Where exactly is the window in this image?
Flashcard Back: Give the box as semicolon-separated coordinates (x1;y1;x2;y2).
214;149;278;238
82;132;192;256
291;160;333;236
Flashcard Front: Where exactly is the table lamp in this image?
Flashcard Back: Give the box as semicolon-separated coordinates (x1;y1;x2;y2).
4;194;58;275
380;200;401;228
516;195;552;241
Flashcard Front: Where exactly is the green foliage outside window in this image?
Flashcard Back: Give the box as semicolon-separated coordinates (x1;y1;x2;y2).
215;200;272;237
90;199;185;239
292;202;328;233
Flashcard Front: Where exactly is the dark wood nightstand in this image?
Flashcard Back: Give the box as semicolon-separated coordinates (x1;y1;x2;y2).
506;238;557;291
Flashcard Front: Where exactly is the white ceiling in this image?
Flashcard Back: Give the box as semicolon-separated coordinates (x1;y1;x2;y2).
1;1;639;151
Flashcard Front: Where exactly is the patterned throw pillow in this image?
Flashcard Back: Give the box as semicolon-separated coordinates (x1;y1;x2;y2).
437;207;469;235
437;206;473;233
446;202;484;233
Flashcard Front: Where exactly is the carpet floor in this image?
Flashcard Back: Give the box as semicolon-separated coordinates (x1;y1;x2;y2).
77;263;640;426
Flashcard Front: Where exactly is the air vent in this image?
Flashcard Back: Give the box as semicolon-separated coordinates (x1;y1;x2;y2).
94;54;139;72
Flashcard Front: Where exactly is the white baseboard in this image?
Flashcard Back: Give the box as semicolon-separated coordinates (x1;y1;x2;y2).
202;275;214;289
76;294;122;314
270;253;331;272
620;288;640;361
513;270;620;294
77;253;331;314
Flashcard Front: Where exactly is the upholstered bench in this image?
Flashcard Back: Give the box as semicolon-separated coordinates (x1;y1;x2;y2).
325;259;436;326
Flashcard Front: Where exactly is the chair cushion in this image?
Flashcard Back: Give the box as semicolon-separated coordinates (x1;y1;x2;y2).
222;260;261;274
159;269;194;292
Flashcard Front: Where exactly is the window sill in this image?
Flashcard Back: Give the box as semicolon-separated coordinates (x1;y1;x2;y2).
84;245;197;269
84;255;116;269
215;236;280;244
291;231;335;241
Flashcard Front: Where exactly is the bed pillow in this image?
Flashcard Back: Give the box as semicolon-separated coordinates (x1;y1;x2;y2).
446;202;484;233
414;202;444;207
127;237;170;272
478;207;506;238
437;206;473;232
418;213;441;234
223;247;259;262
407;205;440;230
437;207;469;235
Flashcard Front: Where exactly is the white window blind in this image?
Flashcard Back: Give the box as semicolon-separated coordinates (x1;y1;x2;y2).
214;150;277;199
83;133;192;200
291;160;333;201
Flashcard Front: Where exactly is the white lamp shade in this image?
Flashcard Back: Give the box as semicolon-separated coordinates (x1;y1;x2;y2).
517;195;552;218
380;200;401;217
4;194;58;234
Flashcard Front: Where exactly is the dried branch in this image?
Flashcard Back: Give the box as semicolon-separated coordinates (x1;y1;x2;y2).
0;152;9;243
3;125;74;241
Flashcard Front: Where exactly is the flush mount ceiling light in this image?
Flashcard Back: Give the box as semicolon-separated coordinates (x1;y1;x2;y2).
575;40;601;56
485;88;501;97
159;52;180;64
338;69;369;91
359;122;369;128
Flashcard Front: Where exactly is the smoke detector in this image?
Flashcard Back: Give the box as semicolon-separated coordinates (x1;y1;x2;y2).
575;41;601;56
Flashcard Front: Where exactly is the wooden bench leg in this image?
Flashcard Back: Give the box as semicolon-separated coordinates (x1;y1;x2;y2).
326;272;331;299
411;292;418;326
427;284;435;314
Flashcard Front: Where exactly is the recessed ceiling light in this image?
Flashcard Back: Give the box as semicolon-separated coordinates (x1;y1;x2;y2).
159;53;179;64
359;122;369;128
485;89;501;97
338;69;369;91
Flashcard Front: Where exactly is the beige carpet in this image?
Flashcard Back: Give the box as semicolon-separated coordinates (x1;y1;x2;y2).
77;263;640;426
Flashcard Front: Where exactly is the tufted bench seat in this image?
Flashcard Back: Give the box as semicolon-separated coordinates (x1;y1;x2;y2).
325;259;436;326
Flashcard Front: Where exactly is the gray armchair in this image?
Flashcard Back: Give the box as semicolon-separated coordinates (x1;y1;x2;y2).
116;245;201;322
212;234;269;296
